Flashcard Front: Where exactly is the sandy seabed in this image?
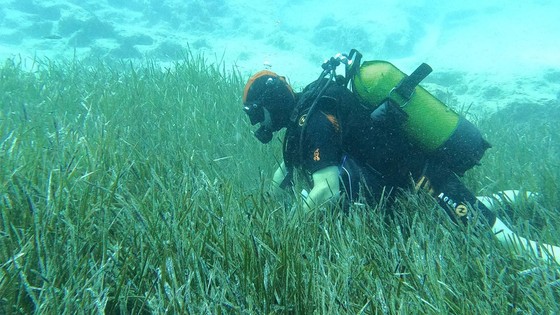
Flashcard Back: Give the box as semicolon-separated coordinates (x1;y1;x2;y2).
1;0;559;114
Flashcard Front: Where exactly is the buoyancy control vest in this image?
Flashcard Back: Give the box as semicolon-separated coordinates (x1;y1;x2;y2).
281;77;357;188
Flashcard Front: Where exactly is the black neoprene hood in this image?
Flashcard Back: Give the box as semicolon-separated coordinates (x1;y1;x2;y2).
243;71;295;132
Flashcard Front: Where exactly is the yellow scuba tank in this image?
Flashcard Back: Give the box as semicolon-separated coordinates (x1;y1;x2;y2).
352;59;490;174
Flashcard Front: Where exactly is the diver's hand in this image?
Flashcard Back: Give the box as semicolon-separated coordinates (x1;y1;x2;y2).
303;166;340;213
271;162;288;196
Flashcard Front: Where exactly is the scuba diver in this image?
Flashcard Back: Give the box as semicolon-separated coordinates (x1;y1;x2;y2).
241;50;560;265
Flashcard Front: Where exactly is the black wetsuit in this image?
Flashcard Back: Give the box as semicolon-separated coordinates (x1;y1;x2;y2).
283;79;497;226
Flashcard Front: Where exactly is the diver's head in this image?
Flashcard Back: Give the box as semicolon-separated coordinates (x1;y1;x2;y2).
242;70;295;143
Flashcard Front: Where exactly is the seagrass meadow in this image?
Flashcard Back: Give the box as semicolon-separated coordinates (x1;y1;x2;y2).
1;52;559;314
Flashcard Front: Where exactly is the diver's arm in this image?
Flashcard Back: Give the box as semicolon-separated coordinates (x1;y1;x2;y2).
271;161;288;195
303;166;340;213
492;217;560;265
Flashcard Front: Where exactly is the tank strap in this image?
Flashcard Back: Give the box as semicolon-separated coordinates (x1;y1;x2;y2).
394;63;433;100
